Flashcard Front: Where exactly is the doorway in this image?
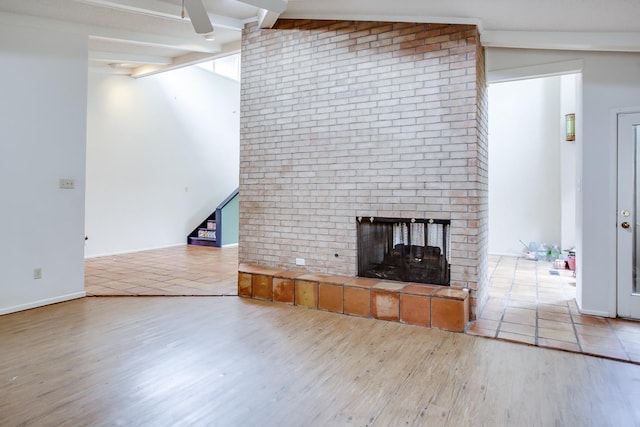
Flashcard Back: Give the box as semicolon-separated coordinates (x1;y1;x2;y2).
616;112;640;319
488;74;578;257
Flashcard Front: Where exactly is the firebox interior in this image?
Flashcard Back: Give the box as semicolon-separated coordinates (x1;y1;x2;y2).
356;217;450;286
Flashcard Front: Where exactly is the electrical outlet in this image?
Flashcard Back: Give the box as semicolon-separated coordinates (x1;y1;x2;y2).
59;178;75;189
295;258;306;266
33;268;42;280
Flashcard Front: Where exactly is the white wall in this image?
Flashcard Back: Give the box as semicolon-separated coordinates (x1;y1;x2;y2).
0;23;88;314
488;76;561;255
85;67;240;257
560;74;577;251
487;48;640;317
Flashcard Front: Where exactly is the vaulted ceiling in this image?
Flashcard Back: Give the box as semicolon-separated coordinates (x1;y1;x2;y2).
0;0;638;77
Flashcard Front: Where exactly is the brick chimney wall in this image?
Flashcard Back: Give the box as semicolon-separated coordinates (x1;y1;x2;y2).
239;20;488;318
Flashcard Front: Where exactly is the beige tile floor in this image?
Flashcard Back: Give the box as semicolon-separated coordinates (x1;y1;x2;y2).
85;247;640;364
467;255;640;364
85;245;238;296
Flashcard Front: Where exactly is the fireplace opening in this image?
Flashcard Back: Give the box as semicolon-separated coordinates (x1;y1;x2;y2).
356;217;450;286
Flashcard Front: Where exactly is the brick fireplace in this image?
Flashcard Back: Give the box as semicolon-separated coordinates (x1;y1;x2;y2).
239;20;488;319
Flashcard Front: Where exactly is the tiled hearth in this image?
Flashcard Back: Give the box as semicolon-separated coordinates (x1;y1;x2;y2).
238;264;469;332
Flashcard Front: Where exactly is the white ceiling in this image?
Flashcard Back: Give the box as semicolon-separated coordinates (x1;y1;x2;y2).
0;0;639;77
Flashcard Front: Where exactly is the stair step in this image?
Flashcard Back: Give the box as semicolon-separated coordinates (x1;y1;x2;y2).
188;237;217;247
196;229;216;238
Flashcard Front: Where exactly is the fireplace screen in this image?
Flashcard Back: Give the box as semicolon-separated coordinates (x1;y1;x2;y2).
356;217;450;286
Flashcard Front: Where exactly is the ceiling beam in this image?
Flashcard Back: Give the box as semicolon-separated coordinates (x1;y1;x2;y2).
482;30;640;53
257;8;280;29
89;50;173;65
74;0;246;31
89;33;220;54
0;11;220;52
278;12;482;30
237;0;288;14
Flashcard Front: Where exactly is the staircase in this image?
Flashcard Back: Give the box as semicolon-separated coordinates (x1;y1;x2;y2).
188;188;239;248
188;213;219;247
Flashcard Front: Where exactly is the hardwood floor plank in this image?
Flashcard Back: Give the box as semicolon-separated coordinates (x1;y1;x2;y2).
1;297;639;426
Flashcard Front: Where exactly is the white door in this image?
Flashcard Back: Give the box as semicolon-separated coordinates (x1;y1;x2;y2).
617;112;640;319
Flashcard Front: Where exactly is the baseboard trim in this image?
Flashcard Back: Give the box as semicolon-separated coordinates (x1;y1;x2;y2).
85;243;185;259
0;291;86;316
577;307;613;318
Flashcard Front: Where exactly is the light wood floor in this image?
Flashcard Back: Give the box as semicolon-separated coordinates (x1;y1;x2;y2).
1;297;639;426
84;247;640;363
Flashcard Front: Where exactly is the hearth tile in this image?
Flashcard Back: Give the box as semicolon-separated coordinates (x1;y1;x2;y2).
373;281;406;292
433;287;469;300
252;274;273;301
298;273;336;283
238;263;259;273
343;277;379;288
274;270;306;279
273;277;295;304
400;293;431;327
343;286;371;317
295;279;318;308
319;283;343;313
238;264;283;276
238;272;252;298
323;275;348;285
402;284;438;296
431;295;469;332
372;290;400;321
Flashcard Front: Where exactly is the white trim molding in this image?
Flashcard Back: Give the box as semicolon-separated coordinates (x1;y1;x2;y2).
0;292;86;316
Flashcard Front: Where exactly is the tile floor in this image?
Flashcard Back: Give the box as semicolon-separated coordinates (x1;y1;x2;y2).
85;245;238;296
467;255;640;364
85;247;640;364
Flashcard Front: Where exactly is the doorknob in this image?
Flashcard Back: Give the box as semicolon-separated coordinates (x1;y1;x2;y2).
622;221;631;229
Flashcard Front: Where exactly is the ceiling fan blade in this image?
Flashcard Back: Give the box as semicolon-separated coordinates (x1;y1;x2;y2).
184;0;214;34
